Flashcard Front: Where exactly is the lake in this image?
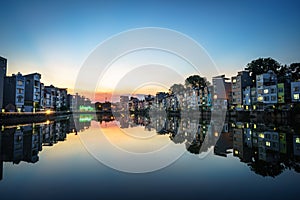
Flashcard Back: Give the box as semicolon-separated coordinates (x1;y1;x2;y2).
0;114;299;200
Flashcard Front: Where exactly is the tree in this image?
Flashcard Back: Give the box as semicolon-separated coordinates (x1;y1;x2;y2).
245;57;281;81
169;83;185;94
185;75;207;89
290;63;300;81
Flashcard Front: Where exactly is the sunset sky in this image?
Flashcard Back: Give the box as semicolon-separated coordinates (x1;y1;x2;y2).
1;0;300;101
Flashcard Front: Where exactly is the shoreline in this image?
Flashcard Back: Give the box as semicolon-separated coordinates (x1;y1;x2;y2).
0;110;299;126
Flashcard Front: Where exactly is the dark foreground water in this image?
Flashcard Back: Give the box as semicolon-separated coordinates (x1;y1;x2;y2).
0;114;299;200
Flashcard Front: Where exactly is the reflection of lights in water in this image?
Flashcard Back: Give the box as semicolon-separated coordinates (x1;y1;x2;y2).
46;110;51;115
214;132;218;137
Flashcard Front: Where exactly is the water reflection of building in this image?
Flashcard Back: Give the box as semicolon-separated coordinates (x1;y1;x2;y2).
0;129;3;181
230;121;300;177
214;123;233;157
0;116;91;181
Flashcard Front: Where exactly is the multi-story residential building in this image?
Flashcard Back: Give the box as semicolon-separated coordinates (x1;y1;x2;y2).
250;87;257;109
56;88;68;111
256;71;277;108
231;71;252;110
0;56;7;110
155;92;168;111
67;94;75;111
212;75;231;110
199;86;212;109
242;86;251;110
144;95;154;109
3;73;26;112
291;82;300;103
120;96;129;111
40;83;45;110
24;73;42;112
45;85;57;110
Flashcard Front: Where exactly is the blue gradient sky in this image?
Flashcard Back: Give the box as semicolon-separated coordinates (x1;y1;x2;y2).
0;0;300;96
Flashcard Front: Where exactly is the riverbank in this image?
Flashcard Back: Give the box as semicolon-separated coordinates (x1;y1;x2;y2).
0;110;299;126
0;111;72;125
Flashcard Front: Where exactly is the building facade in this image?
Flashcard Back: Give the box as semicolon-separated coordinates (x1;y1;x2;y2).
256;71;277;107
44;85;57;110
212;75;231;110
231;71;252;110
0;56;7;110
3;73;26;112
24;73;42;112
291;82;300;103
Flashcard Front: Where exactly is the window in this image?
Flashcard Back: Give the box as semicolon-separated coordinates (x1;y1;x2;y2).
272;135;278;140
17;95;23;103
17;80;23;85
264;96;270;101
264;89;269;94
278;88;283;93
271;88;276;94
271;96;277;101
294;94;299;100
266;141;271;147
17;88;23;94
294;87;299;92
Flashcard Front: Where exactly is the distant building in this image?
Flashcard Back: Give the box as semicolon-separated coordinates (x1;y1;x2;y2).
291;82;300;103
45;85;57;110
129;97;139;112
56;88;68;111
212;75;231;110
155;92;168;111
40;83;45;110
67;94;75;111
231;71;252;110
24;73;42;112
120;95;129;111
3;72;26;112
0;56;7;110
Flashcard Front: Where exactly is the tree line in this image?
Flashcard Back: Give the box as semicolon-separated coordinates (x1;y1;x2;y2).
170;57;300;92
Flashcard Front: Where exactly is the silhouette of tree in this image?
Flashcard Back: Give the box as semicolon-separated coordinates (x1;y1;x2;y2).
185;75;207;89
290;63;300;81
170;83;185;94
245;57;281;81
248;160;284;177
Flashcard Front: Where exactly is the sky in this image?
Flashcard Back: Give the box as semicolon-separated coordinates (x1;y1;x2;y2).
0;0;300;101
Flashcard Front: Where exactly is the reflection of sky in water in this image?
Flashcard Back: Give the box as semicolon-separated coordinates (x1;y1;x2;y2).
1;119;300;199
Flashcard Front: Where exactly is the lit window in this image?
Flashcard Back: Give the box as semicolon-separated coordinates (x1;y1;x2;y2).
259;133;264;138
232;78;237;83
234;150;239;155
266;141;271;147
264;89;269;94
296;138;300;144
257;96;263;102
294;94;299;100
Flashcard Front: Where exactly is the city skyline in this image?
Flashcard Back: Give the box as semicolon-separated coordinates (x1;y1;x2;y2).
1;0;300;101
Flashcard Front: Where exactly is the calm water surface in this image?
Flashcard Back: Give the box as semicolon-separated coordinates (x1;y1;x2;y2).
0;114;299;199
